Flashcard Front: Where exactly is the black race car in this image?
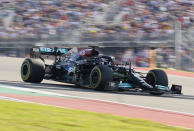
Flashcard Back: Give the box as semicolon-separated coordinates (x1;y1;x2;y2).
21;46;182;95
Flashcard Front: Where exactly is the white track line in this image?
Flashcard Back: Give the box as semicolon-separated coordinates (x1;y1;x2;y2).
0;96;30;103
0;83;194;117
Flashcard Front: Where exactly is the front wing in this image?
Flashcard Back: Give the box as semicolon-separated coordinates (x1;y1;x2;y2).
108;82;182;95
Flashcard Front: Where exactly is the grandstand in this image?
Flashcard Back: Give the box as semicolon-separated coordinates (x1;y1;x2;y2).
0;0;193;42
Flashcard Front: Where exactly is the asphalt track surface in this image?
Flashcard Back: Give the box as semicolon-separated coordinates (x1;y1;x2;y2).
0;57;194;127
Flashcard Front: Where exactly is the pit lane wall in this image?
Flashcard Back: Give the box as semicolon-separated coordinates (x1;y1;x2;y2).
0;42;193;72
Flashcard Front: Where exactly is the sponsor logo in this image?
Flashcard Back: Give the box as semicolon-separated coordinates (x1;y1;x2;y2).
118;83;132;88
40;47;68;54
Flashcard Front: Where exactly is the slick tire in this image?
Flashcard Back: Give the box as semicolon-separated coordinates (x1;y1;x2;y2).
146;69;168;95
90;65;113;91
21;58;45;83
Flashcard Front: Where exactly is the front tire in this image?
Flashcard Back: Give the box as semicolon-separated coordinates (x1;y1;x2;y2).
90;65;113;91
146;69;168;95
21;58;45;83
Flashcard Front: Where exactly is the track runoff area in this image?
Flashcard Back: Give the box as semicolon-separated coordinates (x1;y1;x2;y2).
0;56;194;130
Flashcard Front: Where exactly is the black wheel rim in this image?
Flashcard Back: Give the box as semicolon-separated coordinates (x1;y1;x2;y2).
91;70;100;86
22;63;28;77
146;73;155;87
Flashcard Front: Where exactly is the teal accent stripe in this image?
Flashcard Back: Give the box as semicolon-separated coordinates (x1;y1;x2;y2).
118;83;132;88
0;87;75;99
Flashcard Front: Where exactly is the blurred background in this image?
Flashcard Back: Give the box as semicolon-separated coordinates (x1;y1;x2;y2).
0;0;193;71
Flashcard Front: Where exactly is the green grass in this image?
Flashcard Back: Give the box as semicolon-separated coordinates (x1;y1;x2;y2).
0;100;192;131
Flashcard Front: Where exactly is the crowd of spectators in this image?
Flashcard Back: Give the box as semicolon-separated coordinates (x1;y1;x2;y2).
0;0;109;41
0;0;193;42
82;0;194;41
156;47;194;71
121;48;150;67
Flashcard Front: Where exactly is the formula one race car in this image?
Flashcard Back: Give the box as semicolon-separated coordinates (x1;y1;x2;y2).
21;46;182;95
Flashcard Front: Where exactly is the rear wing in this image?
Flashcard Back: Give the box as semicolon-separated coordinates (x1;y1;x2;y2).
30;47;70;58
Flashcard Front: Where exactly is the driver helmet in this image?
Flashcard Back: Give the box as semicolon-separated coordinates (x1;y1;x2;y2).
79;48;99;57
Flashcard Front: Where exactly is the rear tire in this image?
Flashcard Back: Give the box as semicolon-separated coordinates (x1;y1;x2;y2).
146;69;168;95
21;58;45;83
90;65;113;91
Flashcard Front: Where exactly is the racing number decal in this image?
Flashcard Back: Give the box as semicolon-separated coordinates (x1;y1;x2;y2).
68;67;75;73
